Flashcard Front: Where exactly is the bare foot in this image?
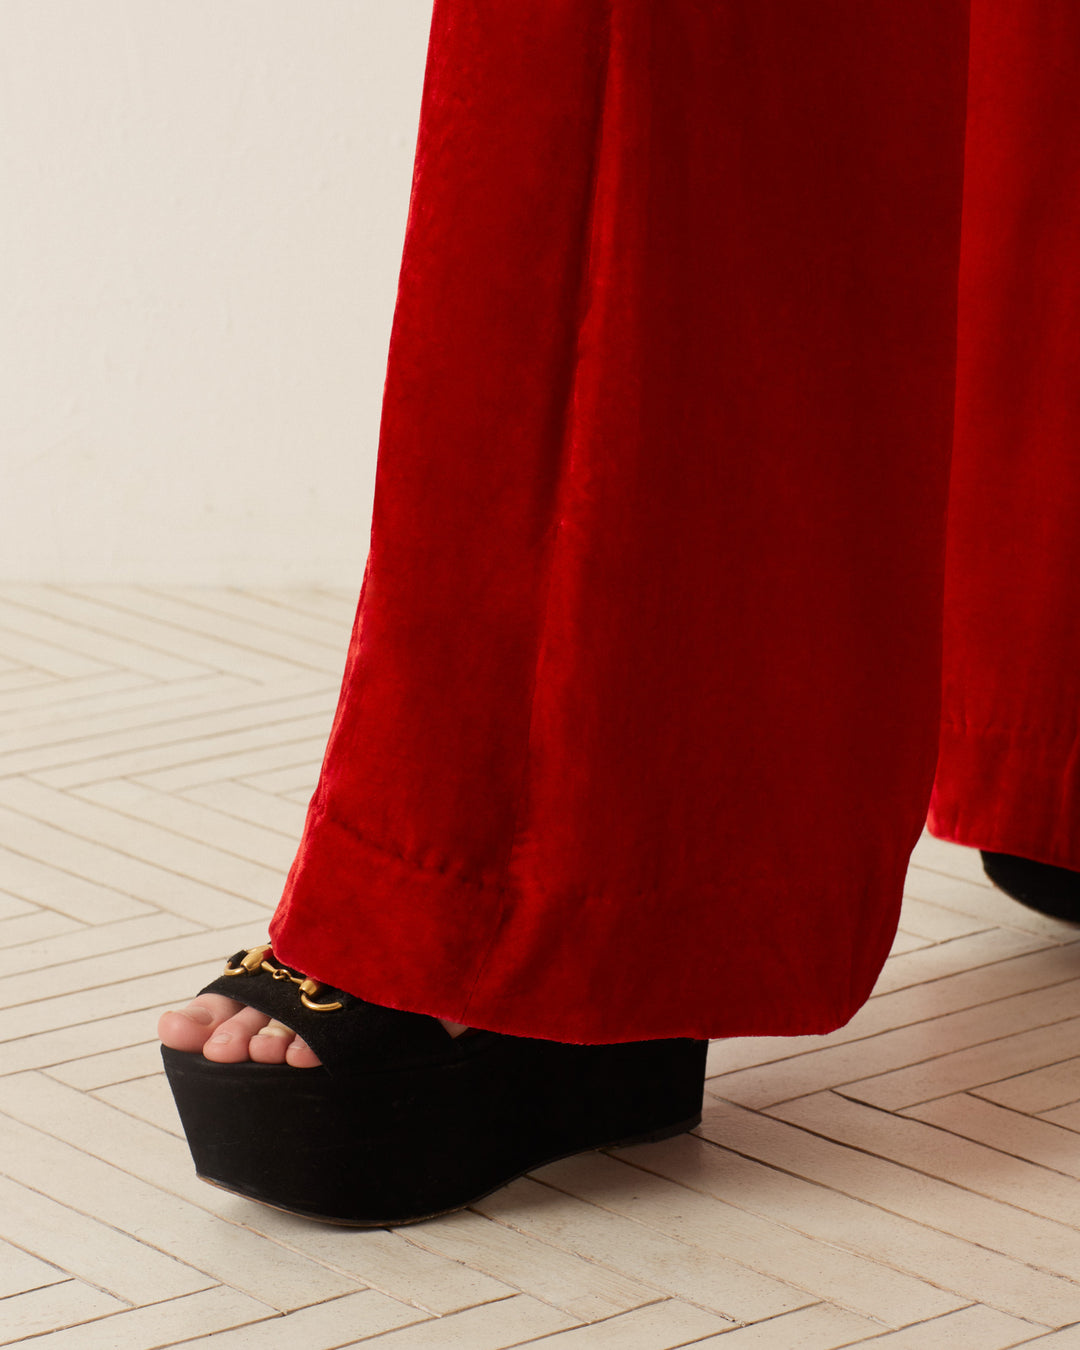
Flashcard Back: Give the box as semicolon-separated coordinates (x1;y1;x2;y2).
158;992;469;1066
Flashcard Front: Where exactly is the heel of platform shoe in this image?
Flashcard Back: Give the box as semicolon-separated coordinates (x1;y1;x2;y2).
525;1034;708;1154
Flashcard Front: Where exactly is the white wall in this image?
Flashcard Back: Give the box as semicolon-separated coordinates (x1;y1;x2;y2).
0;1;433;584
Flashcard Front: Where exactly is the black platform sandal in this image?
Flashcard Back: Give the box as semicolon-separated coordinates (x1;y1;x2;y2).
161;944;708;1226
981;851;1080;923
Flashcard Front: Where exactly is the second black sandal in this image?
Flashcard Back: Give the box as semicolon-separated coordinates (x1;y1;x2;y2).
981;851;1080;923
161;944;708;1226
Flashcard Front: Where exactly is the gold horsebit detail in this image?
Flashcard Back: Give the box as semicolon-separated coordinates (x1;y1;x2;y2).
222;944;344;1013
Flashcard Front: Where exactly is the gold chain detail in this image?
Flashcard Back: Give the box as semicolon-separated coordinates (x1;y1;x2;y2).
222;944;343;1012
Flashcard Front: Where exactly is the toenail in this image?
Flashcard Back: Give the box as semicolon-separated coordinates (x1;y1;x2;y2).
208;1032;231;1045
256;1026;292;1039
182;1007;214;1026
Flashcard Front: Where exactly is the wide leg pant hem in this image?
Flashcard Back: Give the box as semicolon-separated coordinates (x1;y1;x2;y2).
928;721;1080;872
270;803;906;1045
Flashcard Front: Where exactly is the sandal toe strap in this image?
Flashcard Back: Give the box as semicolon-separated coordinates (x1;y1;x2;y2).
197;946;458;1073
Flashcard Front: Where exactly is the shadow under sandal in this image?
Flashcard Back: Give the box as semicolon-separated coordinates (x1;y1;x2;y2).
161;945;708;1226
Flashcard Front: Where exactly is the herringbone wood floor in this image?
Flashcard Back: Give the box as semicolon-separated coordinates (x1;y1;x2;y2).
2;585;1080;1347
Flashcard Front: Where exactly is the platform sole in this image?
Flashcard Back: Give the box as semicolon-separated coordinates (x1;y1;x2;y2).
193;1109;702;1227
163;1034;707;1226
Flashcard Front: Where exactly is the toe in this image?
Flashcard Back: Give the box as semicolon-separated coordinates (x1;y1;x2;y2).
249;1020;296;1064
201;1005;273;1062
285;1033;322;1069
158;994;245;1053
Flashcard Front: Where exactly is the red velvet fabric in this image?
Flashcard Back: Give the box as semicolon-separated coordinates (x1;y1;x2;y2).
270;0;971;1042
928;2;1080;870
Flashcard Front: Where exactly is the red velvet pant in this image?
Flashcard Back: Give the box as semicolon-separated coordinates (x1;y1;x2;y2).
929;4;1080;870
270;1;1079;1043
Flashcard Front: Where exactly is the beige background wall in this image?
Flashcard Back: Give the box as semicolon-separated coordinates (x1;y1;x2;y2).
1;1;433;583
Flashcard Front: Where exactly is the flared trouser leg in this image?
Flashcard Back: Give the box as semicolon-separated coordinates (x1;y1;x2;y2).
269;0;971;1043
928;2;1080;870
